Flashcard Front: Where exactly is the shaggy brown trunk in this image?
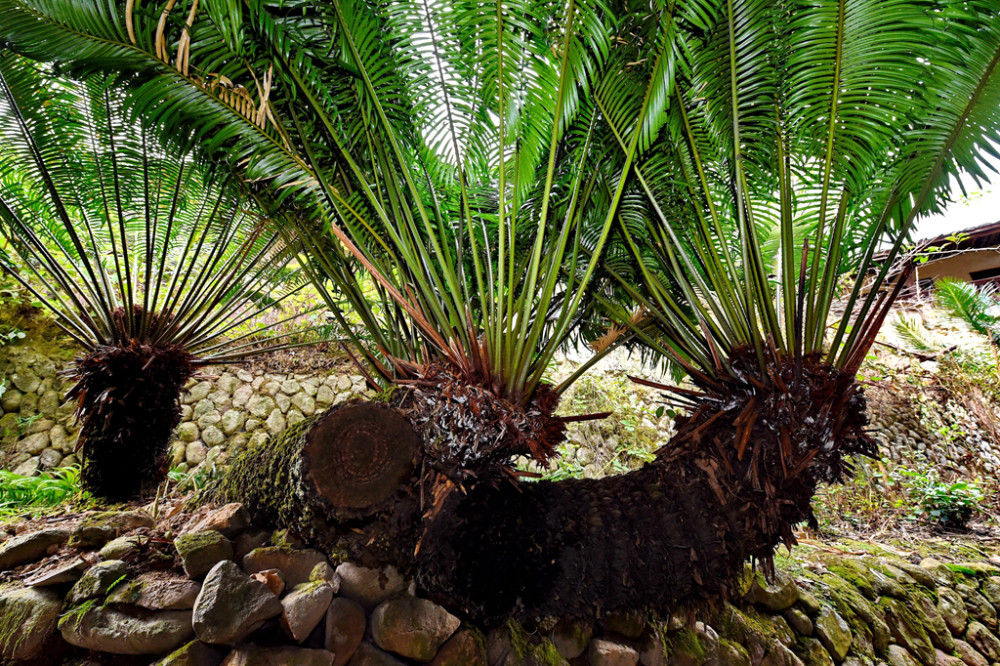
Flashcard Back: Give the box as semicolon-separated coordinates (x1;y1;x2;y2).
221;359;874;624
69;342;195;500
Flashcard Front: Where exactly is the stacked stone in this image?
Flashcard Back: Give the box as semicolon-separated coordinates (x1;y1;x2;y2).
0;349;78;476
3;501;1000;665
167;369;369;474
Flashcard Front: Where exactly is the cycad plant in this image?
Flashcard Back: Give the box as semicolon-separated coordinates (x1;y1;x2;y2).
0;57;313;498
6;0;1000;618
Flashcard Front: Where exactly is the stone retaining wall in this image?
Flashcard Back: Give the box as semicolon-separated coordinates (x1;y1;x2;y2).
6;339;1000;484
1;502;999;665
0;342;371;477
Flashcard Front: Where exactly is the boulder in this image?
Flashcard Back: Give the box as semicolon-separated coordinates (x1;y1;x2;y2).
59;605;193;655
107;573;202;610
0;528;69;570
881;596;936;666
430;629;487;666
153;639;227;666
589;639;639;666
100;535;144;560
193;560;282;645
23;557;88;586
242;547;329;588
325;597;367;666
784;608;813;636
956;584;998;631
551;618;593;659
66;559;128;603
759;644;805;666
175;530;233;579
814;606;852;661
939;587;970;637
953;639;989;666
336;562;407;612
745;570;799;611
347;642;407;666
221;644;336;666
280;581;335;642
604;611;645;639
371;596;460;661
964;621;1000;662
69;511;155;547
0;586;62;661
887;645;922;666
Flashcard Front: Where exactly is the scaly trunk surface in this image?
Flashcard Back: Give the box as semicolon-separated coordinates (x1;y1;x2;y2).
220;358;874;624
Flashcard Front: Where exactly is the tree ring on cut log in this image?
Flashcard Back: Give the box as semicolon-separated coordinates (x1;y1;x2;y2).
302;402;420;515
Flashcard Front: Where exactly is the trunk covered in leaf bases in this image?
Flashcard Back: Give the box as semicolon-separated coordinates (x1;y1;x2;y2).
69;342;195;500
222;356;873;624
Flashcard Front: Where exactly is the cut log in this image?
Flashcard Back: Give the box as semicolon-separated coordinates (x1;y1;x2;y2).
217;400;424;561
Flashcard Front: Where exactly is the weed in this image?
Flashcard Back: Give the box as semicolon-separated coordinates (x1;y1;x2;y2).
0;466;82;517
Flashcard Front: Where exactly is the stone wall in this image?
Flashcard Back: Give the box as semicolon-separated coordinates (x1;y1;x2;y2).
0;339;371;477
1;501;1000;665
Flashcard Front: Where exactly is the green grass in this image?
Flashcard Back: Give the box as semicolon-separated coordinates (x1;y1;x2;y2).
0;466;83;518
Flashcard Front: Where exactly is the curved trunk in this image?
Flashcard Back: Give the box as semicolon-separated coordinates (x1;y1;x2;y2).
220;362;873;624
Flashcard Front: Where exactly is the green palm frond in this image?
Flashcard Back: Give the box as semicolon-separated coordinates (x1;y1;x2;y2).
0;55;313;362
935;277;1000;343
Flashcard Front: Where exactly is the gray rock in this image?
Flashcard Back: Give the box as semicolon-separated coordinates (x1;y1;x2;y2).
325;597;366;666
243;547;329;588
0;586;62;661
336;562;407;612
152;639;226;666
11;456;39;476
936;648;968;666
759;644;805;666
957;584;998;630
23;557;87;586
940;587;970;636
67;559;128;603
430;629;487;666
39;448;62;469
265;409;286;435
280;581;335;642
185;381;213;404
192;504;251;538
221;645;336;666
953;639;989;666
48;425;71;452
220;410;245;435
202;426;225;447
316;385;335;406
917;594;954;652
784;608;813;636
59;605;193;655
0;528;69;570
232;385;253;408
186;441;208;465
551;618;593;659
965;621;1000;661
68;511;153;547
107;573;201;610
177;422;200;443
887;645;921;666
18;432;49;454
175;530;234;579
11;369;40;393
247;395;276;418
281;379;301;395
814;605;852;661
347;642;406;666
0;388;22;412
746;570;799;611
193;560;282;645
371;596;460;661
589;639;639;666
881;596;936;665
100;535;144;560
795;638;833;666
291;392;316;416
981;577;1000;608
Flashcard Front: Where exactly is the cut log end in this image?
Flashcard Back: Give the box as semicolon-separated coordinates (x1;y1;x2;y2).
302;402;421;515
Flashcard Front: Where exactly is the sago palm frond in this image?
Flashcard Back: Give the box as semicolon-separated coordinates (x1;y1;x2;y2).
0;56;320;497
